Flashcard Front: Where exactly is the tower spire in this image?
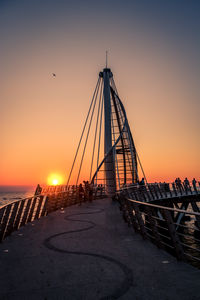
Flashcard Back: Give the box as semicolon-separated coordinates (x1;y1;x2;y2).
106;50;108;68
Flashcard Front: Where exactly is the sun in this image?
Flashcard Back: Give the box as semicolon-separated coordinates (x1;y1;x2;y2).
47;173;63;186
52;179;58;185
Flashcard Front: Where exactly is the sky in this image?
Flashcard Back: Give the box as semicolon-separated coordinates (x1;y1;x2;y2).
1;0;200;185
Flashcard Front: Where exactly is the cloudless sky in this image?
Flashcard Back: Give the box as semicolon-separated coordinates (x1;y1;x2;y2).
1;0;200;185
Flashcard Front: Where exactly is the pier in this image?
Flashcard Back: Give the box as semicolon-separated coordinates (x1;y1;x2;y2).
0;198;200;299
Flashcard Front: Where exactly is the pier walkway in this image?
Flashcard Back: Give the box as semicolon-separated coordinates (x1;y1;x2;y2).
0;198;199;300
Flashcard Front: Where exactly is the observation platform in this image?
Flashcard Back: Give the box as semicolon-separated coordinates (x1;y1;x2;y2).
0;198;199;300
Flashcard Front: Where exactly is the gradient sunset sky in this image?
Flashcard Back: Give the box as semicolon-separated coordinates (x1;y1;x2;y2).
1;0;200;185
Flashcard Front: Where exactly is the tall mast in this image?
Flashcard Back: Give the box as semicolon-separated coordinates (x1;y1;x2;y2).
103;67;116;196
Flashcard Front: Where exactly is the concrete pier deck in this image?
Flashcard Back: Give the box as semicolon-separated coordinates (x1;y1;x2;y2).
0;198;199;300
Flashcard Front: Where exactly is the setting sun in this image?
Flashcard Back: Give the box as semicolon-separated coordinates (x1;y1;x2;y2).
47;173;63;186
52;179;58;185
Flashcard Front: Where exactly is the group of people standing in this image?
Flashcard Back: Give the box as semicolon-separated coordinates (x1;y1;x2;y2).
78;181;94;204
175;177;198;192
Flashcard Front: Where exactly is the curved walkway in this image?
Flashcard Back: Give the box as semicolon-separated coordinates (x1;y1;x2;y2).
0;199;199;299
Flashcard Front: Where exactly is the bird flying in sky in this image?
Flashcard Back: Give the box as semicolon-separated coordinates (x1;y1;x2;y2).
52;73;56;77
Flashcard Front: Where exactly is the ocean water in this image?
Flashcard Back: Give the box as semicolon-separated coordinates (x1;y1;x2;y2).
0;185;35;207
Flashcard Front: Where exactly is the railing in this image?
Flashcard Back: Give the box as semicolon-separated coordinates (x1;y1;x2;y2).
41;184;106;197
45;186;106;213
118;195;200;268
0;195;47;242
119;181;200;202
0;185;106;243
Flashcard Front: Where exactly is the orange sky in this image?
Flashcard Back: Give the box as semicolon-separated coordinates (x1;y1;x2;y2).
1;1;199;185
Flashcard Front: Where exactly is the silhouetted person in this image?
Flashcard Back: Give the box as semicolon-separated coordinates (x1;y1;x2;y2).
89;183;94;202
177;177;183;193
192;178;197;185
139;178;145;186
83;181;89;201
34;184;42;195
192;178;197;192
175;178;178;188
78;184;84;205
184;177;190;192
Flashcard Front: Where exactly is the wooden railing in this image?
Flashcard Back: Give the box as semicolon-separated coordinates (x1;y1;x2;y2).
118;195;200;268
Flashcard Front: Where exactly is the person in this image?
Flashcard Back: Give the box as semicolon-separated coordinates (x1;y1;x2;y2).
139;178;145;186
177;177;183;192
175;178;178;189
89;183;94;202
84;181;89;202
184;177;190;192
78;183;84;205
192;178;196;185
34;184;42;195
192;178;197;191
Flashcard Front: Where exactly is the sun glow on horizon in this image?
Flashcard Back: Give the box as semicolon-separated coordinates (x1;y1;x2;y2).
52;179;58;185
47;173;63;186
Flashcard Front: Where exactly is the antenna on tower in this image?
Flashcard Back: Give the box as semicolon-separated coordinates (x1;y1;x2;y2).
106;50;108;68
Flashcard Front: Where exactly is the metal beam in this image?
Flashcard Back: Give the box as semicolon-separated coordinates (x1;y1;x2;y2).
103;68;116;196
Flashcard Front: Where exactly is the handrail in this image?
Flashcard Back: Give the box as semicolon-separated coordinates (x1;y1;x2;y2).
117;181;200;204
119;181;200;190
127;198;200;217
0;195;38;209
0;184;106;243
118;193;200;268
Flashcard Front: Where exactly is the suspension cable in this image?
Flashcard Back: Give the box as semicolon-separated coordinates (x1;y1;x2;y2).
96;81;104;184
89;79;103;181
91;121;127;184
66;77;100;186
76;78;100;185
135;150;148;183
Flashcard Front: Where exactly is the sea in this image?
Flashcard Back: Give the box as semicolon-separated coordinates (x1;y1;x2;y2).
0;185;36;207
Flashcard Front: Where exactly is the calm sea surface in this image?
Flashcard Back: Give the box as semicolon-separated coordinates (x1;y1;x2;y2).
0;185;35;207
